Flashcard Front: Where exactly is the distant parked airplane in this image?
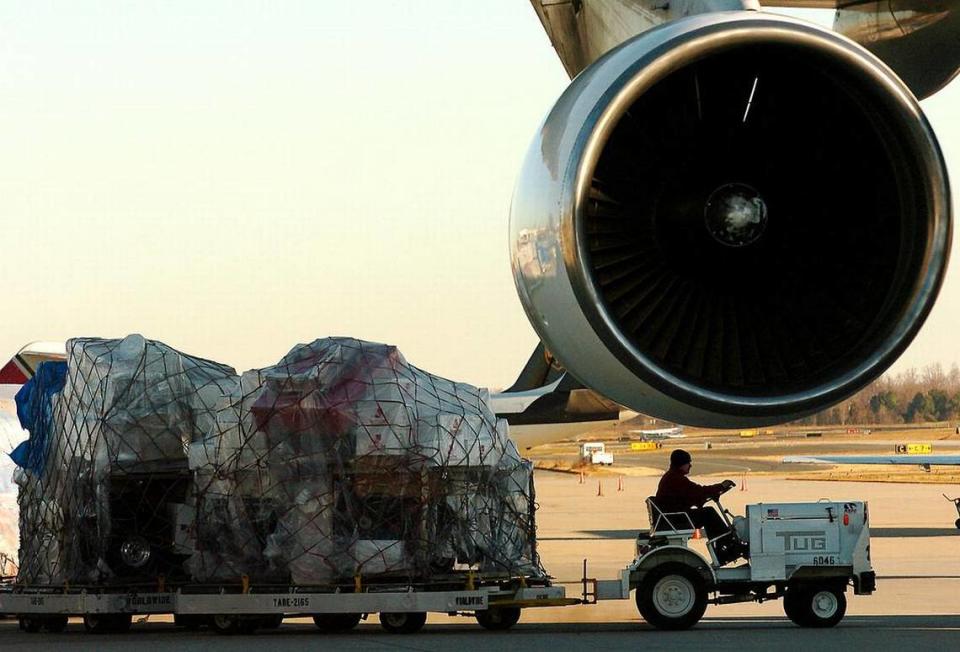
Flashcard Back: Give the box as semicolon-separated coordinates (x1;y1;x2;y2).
632;427;686;441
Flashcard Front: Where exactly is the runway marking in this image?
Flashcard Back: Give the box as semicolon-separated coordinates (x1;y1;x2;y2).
877;575;960;580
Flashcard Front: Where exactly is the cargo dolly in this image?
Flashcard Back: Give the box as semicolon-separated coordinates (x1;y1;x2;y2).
1;572;573;635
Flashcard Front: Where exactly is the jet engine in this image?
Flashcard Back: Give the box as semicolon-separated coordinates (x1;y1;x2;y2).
510;12;951;427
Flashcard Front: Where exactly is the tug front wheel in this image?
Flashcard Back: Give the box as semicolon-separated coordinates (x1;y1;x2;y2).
636;563;708;630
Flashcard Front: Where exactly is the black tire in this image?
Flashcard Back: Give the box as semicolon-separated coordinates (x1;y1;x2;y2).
237;619;259;635
208;614;240;635
783;589;810;627
261;614;285;629
635;563;708;630
475;607;522;631
43;616;69;633
379;611;427;634
954;518;960;530
208;614;258;635
19;616;43;633
83;615;108;634
83;614;131;634
114;614;133;633
313;613;362;632
174;614;205;630
786;585;847;628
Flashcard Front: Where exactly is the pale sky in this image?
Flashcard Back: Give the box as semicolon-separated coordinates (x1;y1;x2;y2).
0;3;956;390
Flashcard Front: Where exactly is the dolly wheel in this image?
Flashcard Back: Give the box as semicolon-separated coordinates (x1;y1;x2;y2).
19;616;43;633
43;616;69;633
174;614;205;630
636;563;708;630
209;614;241;635
260;614;284;629
955;518;960;530
83;614;132;634
313;613;362;632
379;611;427;634
208;613;258;634
113;614;132;633
475;607;522;630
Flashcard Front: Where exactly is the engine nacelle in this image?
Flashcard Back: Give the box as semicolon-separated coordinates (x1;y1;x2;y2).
510;12;951;427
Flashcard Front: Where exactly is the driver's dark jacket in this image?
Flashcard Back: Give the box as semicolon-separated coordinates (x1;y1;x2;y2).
654;468;725;512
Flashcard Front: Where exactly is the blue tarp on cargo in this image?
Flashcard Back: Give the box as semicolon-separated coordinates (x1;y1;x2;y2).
10;361;68;475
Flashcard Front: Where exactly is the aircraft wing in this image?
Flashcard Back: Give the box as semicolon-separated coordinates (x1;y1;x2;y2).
490;343;624;449
784;455;960;465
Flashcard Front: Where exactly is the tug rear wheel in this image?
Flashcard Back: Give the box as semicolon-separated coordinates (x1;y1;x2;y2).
783;589;809;626
784;585;846;628
379;611;427;634
636;563;708;630
475;606;522;630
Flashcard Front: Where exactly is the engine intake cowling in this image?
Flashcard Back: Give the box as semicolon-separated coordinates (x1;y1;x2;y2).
510;12;950;427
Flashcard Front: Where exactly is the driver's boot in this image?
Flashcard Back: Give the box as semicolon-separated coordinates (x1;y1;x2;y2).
713;532;749;565
712;537;739;565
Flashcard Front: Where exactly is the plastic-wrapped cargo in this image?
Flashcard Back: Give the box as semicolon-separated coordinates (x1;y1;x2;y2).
14;335;238;584
12;335;543;587
189;337;541;583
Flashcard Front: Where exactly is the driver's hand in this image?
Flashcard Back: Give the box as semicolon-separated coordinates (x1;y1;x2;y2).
721;479;736;492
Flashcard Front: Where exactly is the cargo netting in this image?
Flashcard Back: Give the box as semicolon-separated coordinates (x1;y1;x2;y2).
11;334;542;586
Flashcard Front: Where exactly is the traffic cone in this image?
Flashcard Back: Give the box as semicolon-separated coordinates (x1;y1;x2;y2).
617;476;624;492
692;527;702;540
597;480;603;497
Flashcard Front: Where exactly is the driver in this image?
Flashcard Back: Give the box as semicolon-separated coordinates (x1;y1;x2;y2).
654;449;744;564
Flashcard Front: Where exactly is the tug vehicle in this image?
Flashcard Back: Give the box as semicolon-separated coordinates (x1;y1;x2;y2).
597;492;876;630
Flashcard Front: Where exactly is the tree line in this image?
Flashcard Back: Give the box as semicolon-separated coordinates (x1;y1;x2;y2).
794;363;960;426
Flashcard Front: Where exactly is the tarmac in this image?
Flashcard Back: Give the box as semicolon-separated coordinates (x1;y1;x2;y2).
2;472;959;649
